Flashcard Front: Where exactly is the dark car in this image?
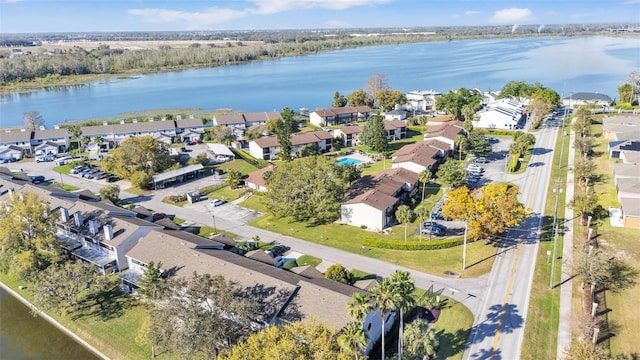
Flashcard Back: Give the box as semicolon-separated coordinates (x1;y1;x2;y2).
106;175;120;183
475;157;489;164
152;213;166;221
30;175;45;183
266;245;288;258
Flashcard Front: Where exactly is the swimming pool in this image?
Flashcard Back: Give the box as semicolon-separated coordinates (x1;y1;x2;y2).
337;157;362;166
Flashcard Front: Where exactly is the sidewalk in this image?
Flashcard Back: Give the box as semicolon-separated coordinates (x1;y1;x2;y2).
557;125;575;358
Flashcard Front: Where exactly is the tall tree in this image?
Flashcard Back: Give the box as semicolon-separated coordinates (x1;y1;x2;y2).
455;134;468;160
137;261;165;300
99;184;120;203
572;106;592;138
419;170;432;201
374;89;406;111
210;125;236;145
360;113;388;152
102;135;175;178
33;261;96;314
338;322;367;360
499;81;544;101
365;74;390;97
403;318;439;359
148;272;257;359
371;278;396;360
414;203;431;242
466;130;491;157
222;320;348;360
347;292;373;323
435;88;481;120
333;91;348;107
395;205;414;242
0;192;59;280
265;156;351;223
347;88;374;107
617;83;635;104
442;183;527;241
435;158;467;188
389;270;416;360
23;111;44;131
225;169;243;189
269;107;297;161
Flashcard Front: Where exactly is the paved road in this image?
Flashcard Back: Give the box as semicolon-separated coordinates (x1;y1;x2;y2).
464;119;561;360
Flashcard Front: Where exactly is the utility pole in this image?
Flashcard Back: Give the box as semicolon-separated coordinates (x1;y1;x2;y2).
550;178;562;289
462;221;468;270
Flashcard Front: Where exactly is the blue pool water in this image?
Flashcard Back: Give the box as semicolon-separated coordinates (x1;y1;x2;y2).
337;157;362;166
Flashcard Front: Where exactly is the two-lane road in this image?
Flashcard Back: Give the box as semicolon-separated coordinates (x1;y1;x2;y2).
465;121;560;359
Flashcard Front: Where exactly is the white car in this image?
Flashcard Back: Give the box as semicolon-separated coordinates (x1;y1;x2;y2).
210;199;226;207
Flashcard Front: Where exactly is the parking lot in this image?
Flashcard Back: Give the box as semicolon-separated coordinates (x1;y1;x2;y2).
466;136;513;189
185;198;263;224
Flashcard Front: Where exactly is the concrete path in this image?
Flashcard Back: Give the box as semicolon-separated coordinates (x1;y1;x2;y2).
557;124;576;358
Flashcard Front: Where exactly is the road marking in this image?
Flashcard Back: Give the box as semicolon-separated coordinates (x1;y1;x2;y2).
489;126;555;359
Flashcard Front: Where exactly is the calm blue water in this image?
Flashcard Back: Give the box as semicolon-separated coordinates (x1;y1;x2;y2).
1;36;639;128
337;157;362;166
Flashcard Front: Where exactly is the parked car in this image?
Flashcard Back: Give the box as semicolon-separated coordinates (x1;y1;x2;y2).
210;199;226;207
82;169;99;178
71;165;87;174
94;172;108;180
467;164;484;172
467;176;480;183
475;157;489;164
420;226;442;236
106;175;120;183
30;175;45;183
152;212;166;221
266;245;289;258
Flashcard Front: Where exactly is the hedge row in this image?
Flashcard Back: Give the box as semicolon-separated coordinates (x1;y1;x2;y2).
231;148;271;169
362;237;465;250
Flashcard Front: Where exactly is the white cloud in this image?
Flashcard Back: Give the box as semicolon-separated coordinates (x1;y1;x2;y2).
249;0;394;15
3;0;24;3
129;0;394;27
128;7;248;28
490;8;533;24
464;10;478;16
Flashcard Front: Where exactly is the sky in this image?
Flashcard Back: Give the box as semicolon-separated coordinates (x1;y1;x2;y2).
0;0;639;34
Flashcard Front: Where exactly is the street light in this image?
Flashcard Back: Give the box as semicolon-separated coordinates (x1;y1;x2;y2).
211;214;217;234
462;220;468;271
550;178;562;289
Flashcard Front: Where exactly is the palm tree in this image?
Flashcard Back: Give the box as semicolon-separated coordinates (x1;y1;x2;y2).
414;203;430;242
371;279;396;360
389;270;416;360
419;170;432;202
395;205;413;242
403;318;439;359
338;322;368;360
347;292;372;323
455;134;467;160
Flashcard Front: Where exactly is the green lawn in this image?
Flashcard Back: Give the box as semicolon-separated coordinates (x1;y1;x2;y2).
296;255;322;267
248;211;496;278
217;159;259;176
51;182;81;191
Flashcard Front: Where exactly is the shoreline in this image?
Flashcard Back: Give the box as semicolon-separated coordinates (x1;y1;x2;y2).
0;280;110;360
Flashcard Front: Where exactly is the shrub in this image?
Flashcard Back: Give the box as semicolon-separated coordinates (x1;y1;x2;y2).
199;183;227;196
324;264;353;284
362;237;465;250
283;260;297;270
130;171;152;189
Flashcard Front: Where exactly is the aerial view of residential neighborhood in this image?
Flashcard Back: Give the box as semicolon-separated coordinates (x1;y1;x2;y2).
1;1;639;359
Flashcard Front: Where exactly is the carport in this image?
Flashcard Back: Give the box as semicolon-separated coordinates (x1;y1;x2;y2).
152;164;204;190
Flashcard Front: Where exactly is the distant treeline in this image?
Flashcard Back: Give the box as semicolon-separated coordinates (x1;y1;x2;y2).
0;24;632;85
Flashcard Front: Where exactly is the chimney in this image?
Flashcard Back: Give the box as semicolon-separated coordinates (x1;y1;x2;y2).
119;120;124;124
104;122;109;126
189;115;194;119
54;125;60;129
161;117;166;121
89;219;99;235
149;117;154;122
60;207;69;222
20;128;26;132
103;224;113;241
176;115;182;120
73;211;83;227
39;126;45;130
132;119;138;123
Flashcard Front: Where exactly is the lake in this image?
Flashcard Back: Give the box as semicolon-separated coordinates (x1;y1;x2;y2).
0;287;99;360
1;36;639;128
